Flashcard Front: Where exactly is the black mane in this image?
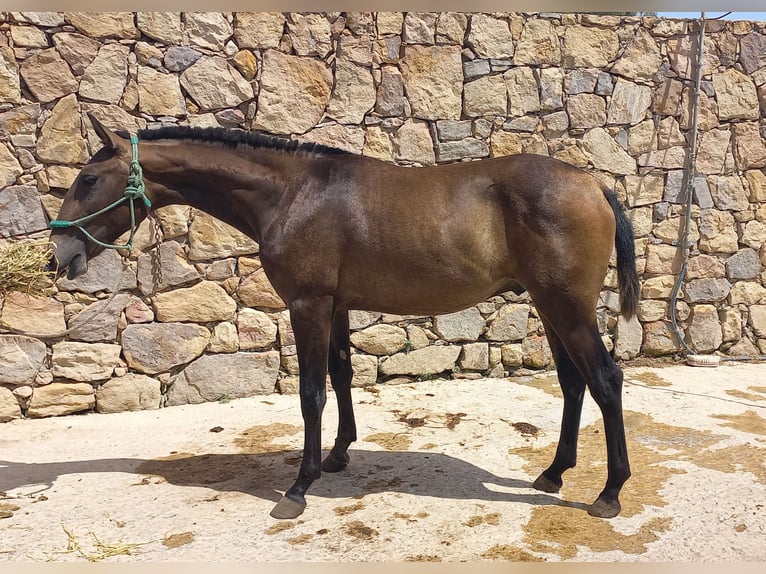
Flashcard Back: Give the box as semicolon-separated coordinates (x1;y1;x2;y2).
132;126;351;156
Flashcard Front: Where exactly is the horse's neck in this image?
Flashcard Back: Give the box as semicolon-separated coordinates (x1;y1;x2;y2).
145;142;293;242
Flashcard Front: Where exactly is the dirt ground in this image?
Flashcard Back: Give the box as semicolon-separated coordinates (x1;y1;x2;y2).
1;363;765;562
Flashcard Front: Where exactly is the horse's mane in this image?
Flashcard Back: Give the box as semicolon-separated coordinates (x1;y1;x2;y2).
132;126;351;157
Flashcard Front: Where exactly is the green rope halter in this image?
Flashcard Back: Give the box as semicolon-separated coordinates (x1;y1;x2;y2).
49;134;152;251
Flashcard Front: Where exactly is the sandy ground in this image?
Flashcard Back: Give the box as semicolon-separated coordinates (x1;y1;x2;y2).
1;363;764;562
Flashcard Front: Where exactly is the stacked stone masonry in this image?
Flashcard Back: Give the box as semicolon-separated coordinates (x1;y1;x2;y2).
1;12;765;420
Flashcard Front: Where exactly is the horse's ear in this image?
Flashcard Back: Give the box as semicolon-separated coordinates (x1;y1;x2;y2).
88;112;123;150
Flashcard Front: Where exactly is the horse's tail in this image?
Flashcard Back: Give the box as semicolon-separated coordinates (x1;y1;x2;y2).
604;189;639;320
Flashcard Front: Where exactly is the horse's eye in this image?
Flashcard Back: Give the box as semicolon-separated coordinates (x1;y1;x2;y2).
82;174;98;186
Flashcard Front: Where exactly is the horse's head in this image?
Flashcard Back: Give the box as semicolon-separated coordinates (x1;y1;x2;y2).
47;114;149;279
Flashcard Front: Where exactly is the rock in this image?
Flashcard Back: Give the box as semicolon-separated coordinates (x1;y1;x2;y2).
51;342;122;382
729;282;766;306
746;170;766;203
729;337;760;357
644;244;679;275
78;43;129;104
350;354;378;387
379;345;461;376
94;374;161;414
19;48;77;102
435;13;467;43
501;343;523;367
27;382;95;418
686;305;722;353
184;12;233;51
742;220;766;250
433;307;485;342
463;75;507;117
67;294;132;342
181;56;254;112
726;249;761;281
522;335;552;369
350;324;407;355
582;128;636;175
606;79;652;125
698;210;739;254
0;335;47;385
712;69;759;121
137;241;200;295
638;146;688;170
403;12;437;43
611;28;661;81
566;94;606;129
565;68;599;95
0;293;66;338
667;36;719;80
562;25;619;68
36;94;88;164
504;67;540;116
153;281;237;322
394;120;435;165
208;321;239;353
56;250;138;294
234;12;285;49
720;308;742;342
187;211;259;260
0;104;40;138
326;60;375;124
287;13;332;57
298;124;365;155
363;126;394;161
625;174;664;207
460;342;489;371
232;50;258;81
400;45;463;121
0;387;21;422
167;351;280;405
337;34;373;66
733;123;766;171
463;59;490;80
137;66;186;117
237;268;285;309
64;12;138;39
684;278;731;303
486;304;529;342
377;12;404;36
51;32;100;76
641;275;676;299
467;14;513;58
163;46;202;73
349;311;381;330
10;25;49;48
637;300;668;323
749;305;766;338
687;254;726;279
436;120;472;141
539;68;564;111
136;12;183;44
0;144;22;187
121;323;210;374
514;18;560;65
696;128;733;174
0;185;47;236
436;139;489;163
739;32;766;74
374;36;402;65
11;12;66;26
642;321;678;357
0;47;21;104
125;297;154;323
237;309;277;351
708;175;749;212
375;66;405;116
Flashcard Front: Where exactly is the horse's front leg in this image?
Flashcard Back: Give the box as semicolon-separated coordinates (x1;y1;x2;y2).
270;295;334;519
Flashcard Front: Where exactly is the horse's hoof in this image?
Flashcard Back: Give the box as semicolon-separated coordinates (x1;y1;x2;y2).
532;474;561;493
321;451;349;473
270;495;307;519
588;496;621;518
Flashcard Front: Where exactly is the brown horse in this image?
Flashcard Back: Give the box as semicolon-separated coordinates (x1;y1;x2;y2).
48;115;639;520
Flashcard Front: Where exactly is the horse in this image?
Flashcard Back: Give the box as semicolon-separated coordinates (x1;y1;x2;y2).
48;114;639;520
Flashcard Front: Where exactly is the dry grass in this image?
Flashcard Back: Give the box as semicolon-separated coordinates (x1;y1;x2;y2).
0;241;55;299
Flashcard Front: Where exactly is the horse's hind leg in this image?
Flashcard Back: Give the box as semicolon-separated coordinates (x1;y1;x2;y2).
532;317;587;494
322;309;357;473
533;307;630;518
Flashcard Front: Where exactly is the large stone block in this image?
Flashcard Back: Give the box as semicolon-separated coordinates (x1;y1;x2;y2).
379;345;461;376
27;382;95;418
0;335;47;385
400;45;463;120
122;323;210;374
153;281;237;323
433;307;485;342
51;342;123;382
96;374;162;413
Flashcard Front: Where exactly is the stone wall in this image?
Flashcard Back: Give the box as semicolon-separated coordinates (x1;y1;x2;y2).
1;12;765;421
